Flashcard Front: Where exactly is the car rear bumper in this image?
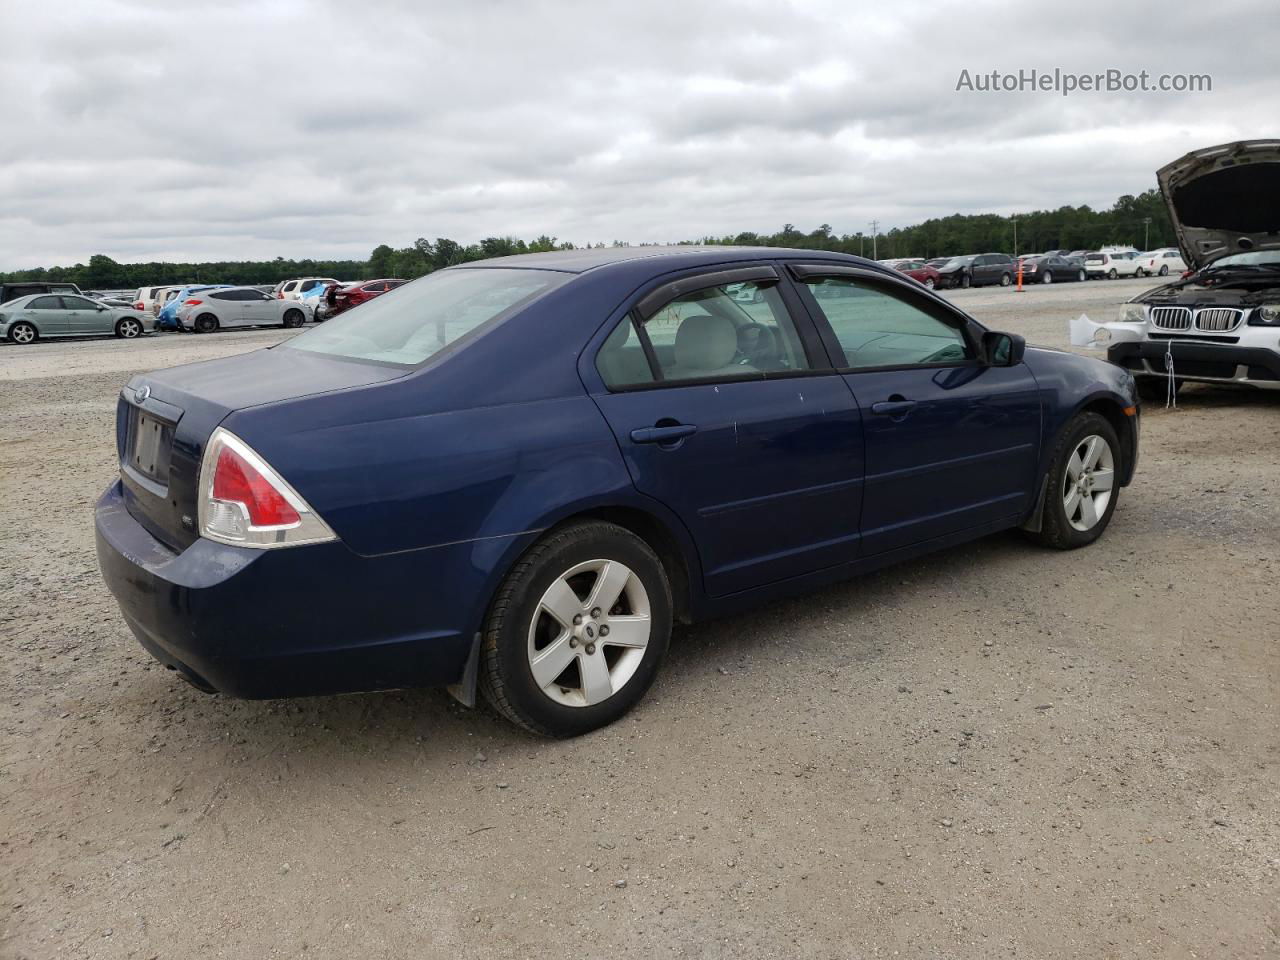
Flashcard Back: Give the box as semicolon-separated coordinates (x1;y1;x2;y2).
1108;339;1280;390
94;480;481;698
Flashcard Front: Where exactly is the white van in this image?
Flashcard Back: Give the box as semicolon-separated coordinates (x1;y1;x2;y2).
133;285;177;314
275;277;338;301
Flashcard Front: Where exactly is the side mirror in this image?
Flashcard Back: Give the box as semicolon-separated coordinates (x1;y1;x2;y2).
982;330;1025;366
97;305;108;311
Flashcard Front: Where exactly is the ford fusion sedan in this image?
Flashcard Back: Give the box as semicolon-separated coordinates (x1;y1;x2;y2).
2;293;153;344
1102;140;1280;399
95;247;1139;737
175;286;312;332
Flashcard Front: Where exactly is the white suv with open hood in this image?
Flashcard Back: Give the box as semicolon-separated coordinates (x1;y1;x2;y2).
1084;140;1280;401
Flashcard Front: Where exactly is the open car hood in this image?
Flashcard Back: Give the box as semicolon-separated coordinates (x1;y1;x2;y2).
1158;140;1280;270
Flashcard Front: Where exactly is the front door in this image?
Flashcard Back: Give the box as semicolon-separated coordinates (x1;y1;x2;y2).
793;269;1041;555
588;269;864;597
61;295;109;334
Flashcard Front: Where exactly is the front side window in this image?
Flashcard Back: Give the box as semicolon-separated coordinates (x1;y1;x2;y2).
287;268;566;366
596;278;811;389
802;277;971;369
61;296;98;310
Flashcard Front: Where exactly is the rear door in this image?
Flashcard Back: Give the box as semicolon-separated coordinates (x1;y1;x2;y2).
24;295;71;335
791;265;1041;555
586;265;864;597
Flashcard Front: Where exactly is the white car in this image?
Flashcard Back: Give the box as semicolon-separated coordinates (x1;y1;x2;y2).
275;277;338;301
132;285;172;314
149;284;194;316
1135;248;1187;278
176;286;312;333
1090;140;1280;400
1084;251;1142;279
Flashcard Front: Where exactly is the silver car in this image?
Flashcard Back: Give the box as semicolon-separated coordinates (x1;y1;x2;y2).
175;286;312;333
0;293;153;345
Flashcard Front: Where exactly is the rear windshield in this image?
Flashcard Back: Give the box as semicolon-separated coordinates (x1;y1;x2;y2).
286;268;567;366
1086;254;1105;262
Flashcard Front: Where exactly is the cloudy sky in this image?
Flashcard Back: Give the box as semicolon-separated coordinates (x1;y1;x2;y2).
0;0;1271;268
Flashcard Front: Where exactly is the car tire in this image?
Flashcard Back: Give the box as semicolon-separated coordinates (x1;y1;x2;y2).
1136;376;1180;403
959;273;971;289
1159;265;1170;276
1028;412;1121;550
1041;270;1053;284
479;521;673;738
115;317;143;339
283;308;305;329
1000;272;1012;287
8;321;38;345
1077;269;1087;282
1108;268;1118;279
194;314;218;334
924;277;935;289
1134;268;1145;278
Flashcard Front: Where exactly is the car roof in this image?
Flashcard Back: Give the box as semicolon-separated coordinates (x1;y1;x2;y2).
456;245;869;275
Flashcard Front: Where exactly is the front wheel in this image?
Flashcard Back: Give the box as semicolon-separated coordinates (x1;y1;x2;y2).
479;521;672;737
283;308;305;328
924;277;935;289
1134;268;1145;278
1028;413;1121;549
1041;270;1053;284
115;317;143;339
1077;269;1087;282
8;321;37;344
959;273;971;289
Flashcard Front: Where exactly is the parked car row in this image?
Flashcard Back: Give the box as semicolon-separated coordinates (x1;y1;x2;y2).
880;245;1187;290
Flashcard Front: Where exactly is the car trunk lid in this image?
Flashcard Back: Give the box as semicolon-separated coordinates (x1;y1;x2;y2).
118;345;408;552
1158;139;1280;270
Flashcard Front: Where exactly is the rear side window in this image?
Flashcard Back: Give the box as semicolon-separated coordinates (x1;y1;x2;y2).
29;296;61;309
283;281;298;292
597;279;811;389
287;268;566;366
800;277;970;369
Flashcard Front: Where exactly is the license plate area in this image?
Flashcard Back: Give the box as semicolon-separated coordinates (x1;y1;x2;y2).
127;410;175;484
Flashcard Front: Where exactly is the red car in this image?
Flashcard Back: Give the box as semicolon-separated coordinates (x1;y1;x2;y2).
319;278;407;320
893;259;942;290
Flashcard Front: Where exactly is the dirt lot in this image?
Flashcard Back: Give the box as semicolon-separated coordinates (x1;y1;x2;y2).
2;278;1278;959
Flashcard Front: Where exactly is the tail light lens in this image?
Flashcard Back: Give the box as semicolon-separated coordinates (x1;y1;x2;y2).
183;298;203;306
198;428;335;548
134;301;145;310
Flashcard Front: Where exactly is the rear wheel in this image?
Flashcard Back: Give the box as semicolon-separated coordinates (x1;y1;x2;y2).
283;308;305;328
8;321;37;345
924;277;935;289
1159;265;1170;276
479;521;672;737
1108;268;1118;279
1028;413;1121;550
1134;268;1145;278
115;317;142;339
194;313;218;333
1000;272;1012;286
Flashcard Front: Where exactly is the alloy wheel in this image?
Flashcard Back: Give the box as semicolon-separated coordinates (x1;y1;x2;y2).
10;322;36;344
526;559;652;708
1062;434;1115;532
118;319;141;338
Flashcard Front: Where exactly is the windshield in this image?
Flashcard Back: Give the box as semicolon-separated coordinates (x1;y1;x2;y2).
286;267;568;366
1206;250;1280;269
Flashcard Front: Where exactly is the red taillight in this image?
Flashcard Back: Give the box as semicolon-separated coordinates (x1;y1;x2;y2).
277;292;284;299
134;301;145;310
211;445;300;527
184;298;203;306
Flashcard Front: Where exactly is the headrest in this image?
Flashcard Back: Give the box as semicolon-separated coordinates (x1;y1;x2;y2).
674;314;738;372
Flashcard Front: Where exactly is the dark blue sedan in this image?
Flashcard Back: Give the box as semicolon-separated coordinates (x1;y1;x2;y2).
95;247;1140;736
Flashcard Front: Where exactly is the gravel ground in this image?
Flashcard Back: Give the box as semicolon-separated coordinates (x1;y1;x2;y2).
2;277;1278;959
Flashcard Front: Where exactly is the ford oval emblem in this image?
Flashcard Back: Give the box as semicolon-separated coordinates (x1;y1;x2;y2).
134;385;150;403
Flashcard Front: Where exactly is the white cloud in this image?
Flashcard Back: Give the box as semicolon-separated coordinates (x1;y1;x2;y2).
0;0;1270;267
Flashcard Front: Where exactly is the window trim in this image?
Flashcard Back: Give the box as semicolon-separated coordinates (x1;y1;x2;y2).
786;263;987;374
592;264;834;393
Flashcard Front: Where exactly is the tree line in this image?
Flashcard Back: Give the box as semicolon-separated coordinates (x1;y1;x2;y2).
0;189;1175;288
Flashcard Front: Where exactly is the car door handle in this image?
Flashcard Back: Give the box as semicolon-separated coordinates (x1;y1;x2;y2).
870;398;917;417
630;423;697;444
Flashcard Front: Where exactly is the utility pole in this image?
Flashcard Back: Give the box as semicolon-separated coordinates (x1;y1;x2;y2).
869;220;879;260
1142;217;1151;250
1012;217;1018;258
859;233;865;257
